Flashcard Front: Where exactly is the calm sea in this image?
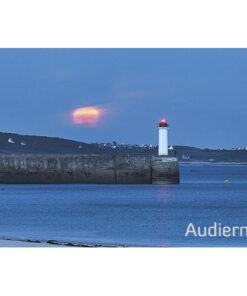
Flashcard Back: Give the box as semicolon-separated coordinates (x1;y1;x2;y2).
0;163;247;247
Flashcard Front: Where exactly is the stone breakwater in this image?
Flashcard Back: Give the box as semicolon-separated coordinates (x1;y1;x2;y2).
0;154;179;184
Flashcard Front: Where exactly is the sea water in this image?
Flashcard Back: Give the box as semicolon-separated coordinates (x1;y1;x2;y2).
0;163;247;247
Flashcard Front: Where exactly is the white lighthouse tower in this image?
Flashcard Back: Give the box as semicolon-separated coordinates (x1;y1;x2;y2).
158;118;168;156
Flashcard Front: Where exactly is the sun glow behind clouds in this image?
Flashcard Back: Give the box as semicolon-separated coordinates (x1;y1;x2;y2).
71;106;104;126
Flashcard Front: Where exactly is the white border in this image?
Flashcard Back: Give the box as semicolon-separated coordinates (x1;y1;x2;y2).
0;0;246;47
0;248;245;296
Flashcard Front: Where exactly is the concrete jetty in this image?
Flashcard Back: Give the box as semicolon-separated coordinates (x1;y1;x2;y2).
0;154;179;184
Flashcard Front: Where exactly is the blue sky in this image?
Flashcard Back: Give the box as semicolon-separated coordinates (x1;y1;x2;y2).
0;49;246;148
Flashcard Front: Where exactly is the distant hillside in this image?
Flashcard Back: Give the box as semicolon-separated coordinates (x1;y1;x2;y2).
0;131;247;163
174;146;247;163
0;132;155;155
0;132;100;154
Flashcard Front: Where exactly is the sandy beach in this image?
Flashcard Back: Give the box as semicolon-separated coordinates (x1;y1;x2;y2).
0;239;66;247
0;237;125;247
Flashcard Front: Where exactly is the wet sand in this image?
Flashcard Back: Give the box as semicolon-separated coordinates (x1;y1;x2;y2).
0;238;125;247
0;238;68;247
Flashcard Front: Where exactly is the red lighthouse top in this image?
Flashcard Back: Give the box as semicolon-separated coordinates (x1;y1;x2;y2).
159;118;168;127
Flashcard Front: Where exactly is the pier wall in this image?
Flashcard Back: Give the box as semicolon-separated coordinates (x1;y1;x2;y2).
0;155;179;184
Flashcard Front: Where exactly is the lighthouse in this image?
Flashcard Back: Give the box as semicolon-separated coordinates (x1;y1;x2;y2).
158;119;168;156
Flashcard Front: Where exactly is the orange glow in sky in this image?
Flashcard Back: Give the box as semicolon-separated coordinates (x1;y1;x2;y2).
71;106;103;125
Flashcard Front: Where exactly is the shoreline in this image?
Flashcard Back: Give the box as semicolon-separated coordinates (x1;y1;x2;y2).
0;237;128;248
179;161;247;165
